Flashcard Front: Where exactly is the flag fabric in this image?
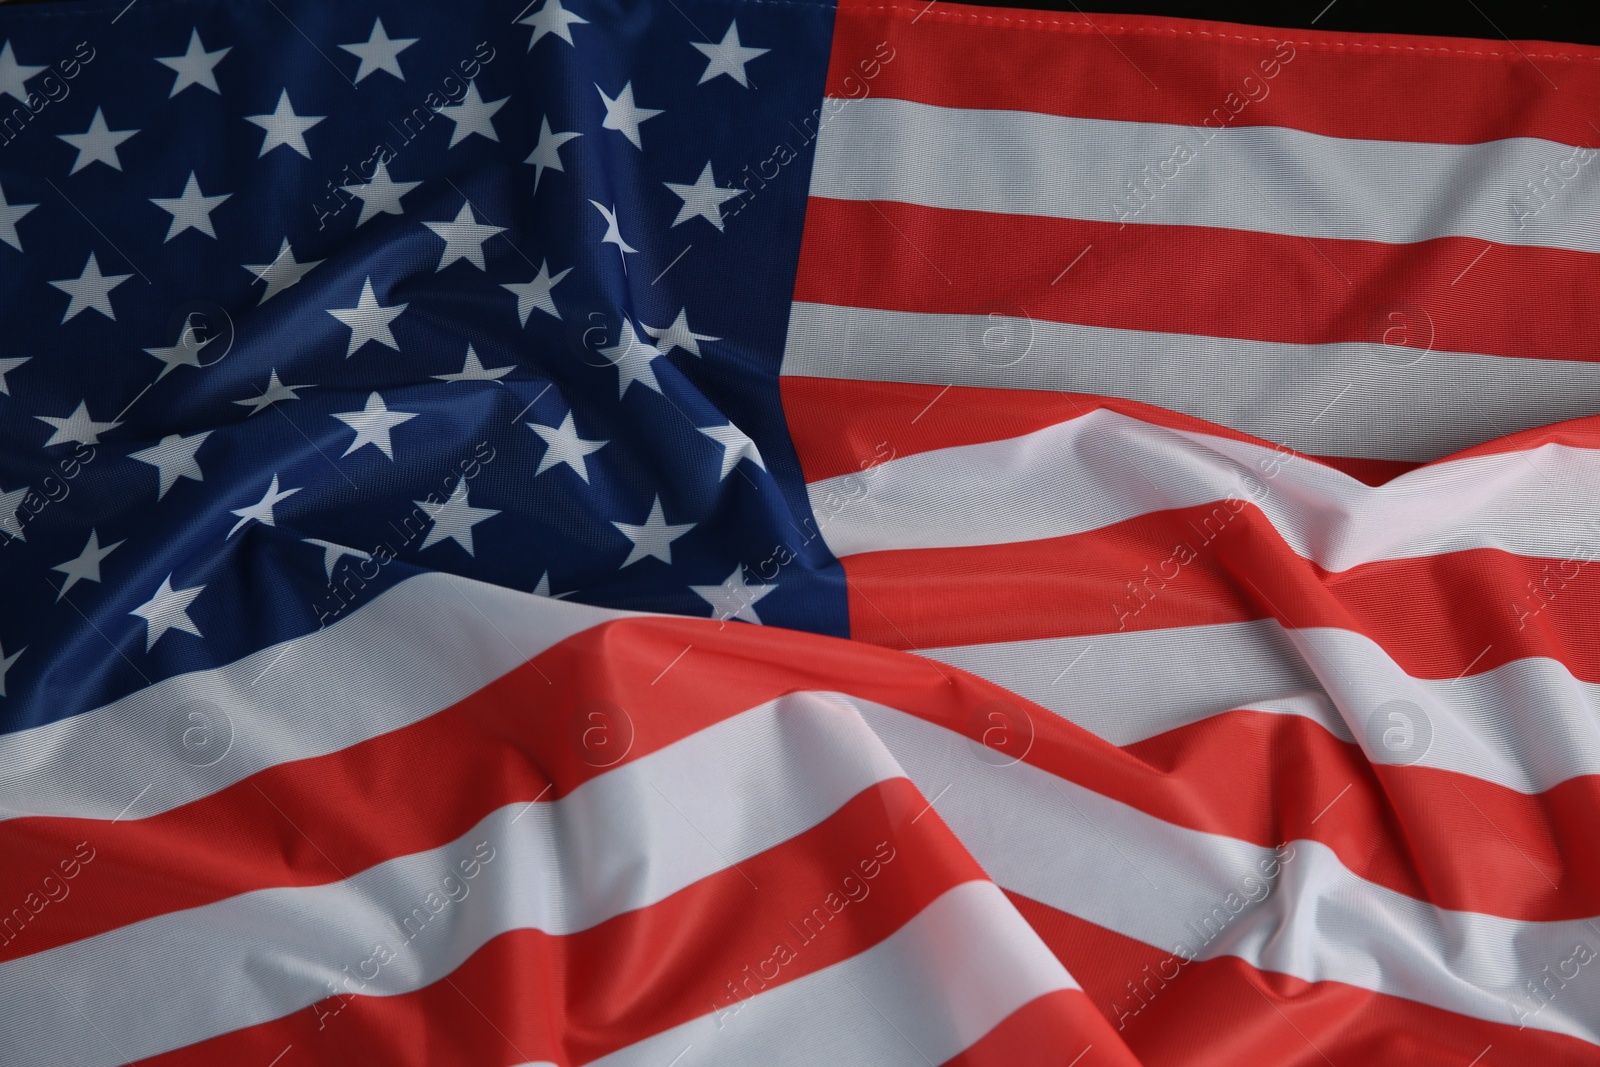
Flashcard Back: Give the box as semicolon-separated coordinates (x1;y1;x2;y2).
1;0;1598;1063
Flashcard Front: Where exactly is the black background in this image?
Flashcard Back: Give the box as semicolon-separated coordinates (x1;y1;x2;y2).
3;0;1599;44
942;0;1600;45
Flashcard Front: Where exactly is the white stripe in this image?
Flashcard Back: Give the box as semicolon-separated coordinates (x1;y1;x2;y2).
13;681;1597;1057
851;701;1600;1044
804;404;1600;569
587;881;1074;1067
929;621;1333;747
812;96;1600;253
782;302;1600;462
927;621;1600;795
0;571;637;824
0;691;909;1067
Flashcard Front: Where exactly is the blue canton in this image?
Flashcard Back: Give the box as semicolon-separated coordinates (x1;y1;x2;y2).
0;0;845;733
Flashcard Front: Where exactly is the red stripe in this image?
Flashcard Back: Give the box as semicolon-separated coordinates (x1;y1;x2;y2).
781;375;1421;486
0;616;798;964
794;197;1600;366
1007;891;1600;1066
1056;706;1599;923
8;605;1596;982
131;779;985;1067
0;615;989;963
11;607;1597;1057
828;0;1600;147
841;502;1600;683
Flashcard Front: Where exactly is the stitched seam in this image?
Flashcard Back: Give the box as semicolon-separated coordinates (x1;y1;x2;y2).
843;4;1600;63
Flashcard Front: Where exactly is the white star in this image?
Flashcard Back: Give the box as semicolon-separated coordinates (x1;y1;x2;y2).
0;356;28;394
598;320;663;398
436;81;507;147
58;108;138;173
664;161;741;231
304;538;372;579
228;474;301;538
503;259;570;325
692;566;775;624
424;202;505;271
150;171;231;241
589;199;637;257
52;529;123;600
521;0;588;48
156;29;230;96
612;496;694;567
333;391;418;460
525;116;581;192
246;89;324;158
595;81;662;150
144;321;216;380
243;238;323;303
129;431;211;499
340;18;417;82
130;576;205;651
529;411;607;481
37;401;119;448
534;571;552;596
343;161;421;226
0;642;22;696
49;253;131;322
236;369;314;416
0;40;44;103
0;486;27;541
691;22;769;87
699;422;766;480
532;571;574;599
328;277;408;357
0;183;37;252
416;477;499;555
645;308;718;357
434;345;514;383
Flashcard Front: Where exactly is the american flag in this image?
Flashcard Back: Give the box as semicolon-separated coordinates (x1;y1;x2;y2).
2;0;1598;1063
